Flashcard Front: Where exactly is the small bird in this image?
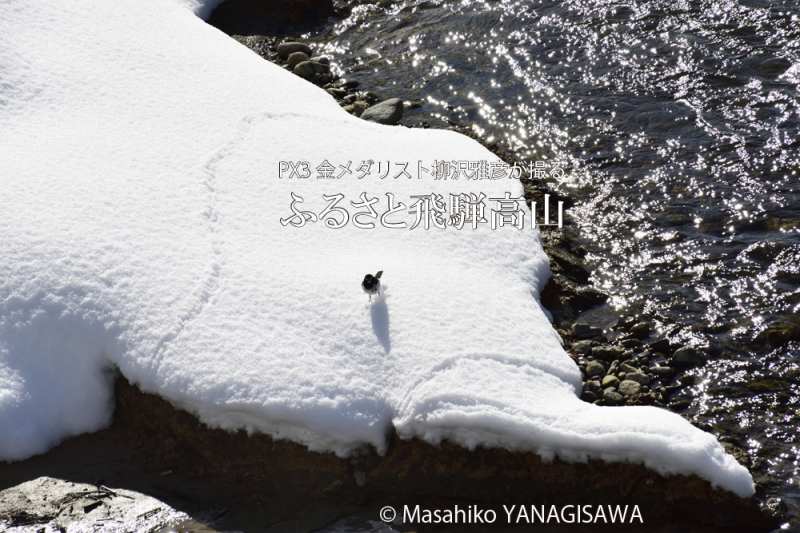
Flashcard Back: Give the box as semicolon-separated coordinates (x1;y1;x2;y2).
361;270;383;302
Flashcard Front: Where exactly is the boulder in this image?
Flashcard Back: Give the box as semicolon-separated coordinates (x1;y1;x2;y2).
360;98;404;125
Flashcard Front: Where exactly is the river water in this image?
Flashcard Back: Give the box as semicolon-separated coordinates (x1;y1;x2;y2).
301;0;800;523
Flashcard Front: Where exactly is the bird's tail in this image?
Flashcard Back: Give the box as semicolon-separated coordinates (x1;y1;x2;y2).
375;270;383;279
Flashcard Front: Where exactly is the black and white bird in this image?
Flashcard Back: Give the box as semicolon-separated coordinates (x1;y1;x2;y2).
361;270;383;302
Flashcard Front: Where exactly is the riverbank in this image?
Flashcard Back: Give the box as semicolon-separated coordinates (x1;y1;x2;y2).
0;376;776;532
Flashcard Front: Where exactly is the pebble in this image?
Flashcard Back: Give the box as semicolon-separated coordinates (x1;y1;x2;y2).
584;380;602;395
343;101;368;116
569;286;608;309
624;372;650;385
601;374;620;389
582;390;598;402
572;340;594;355
287;51;310;69
757;317;800;347
649;365;674;377
573;322;602;339
360;98;404;125
278;41;312;59
591;345;624;361
630;322;651;339
649;338;670;353
603;389;624;404
293;60;329;82
669;399;691;410
585;360;605;378
618;379;641;396
620;338;642;349
326;87;348;99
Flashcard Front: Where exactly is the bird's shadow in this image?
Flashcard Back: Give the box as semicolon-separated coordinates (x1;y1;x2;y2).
370;294;391;354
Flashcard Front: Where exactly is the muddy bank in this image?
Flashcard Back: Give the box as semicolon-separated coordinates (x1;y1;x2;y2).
120;378;777;530
0;376;779;531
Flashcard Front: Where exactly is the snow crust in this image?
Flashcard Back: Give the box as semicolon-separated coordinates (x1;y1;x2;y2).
0;0;754;497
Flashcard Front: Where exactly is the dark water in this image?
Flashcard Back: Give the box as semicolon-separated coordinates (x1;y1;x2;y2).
304;0;800;524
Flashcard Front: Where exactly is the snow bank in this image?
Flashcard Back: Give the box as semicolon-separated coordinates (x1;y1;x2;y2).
0;0;754;497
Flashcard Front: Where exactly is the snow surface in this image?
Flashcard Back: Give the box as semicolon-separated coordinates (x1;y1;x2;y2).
0;0;754;497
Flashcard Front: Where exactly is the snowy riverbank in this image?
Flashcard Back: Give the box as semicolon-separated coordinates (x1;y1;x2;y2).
0;0;760;513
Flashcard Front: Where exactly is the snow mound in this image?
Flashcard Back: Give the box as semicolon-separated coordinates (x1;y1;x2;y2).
0;0;753;497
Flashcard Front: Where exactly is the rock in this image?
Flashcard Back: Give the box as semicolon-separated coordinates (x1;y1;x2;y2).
360;98;404;125
650;365;674;378
353;470;366;487
762;497;788;522
581;390;598;402
585;360;605;378
584;380;602;395
620;338;642;349
745;378;789;393
601;374;620;389
669;398;691;410
278;41;312;59
757;317;800;347
338;80;360;90
671;346;705;368
572;322;602;339
620;362;639;374
569;286;608;310
630;322;651;339
624;372;650;385
293;60;329;82
286;51;310;69
591;345;624;361
603;389;624;404
649;338;670;353
619;380;641;396
343;100;368;116
548;248;590;283
572;340;594;355
0;477;190;531
327;87;348;99
758;57;792;77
